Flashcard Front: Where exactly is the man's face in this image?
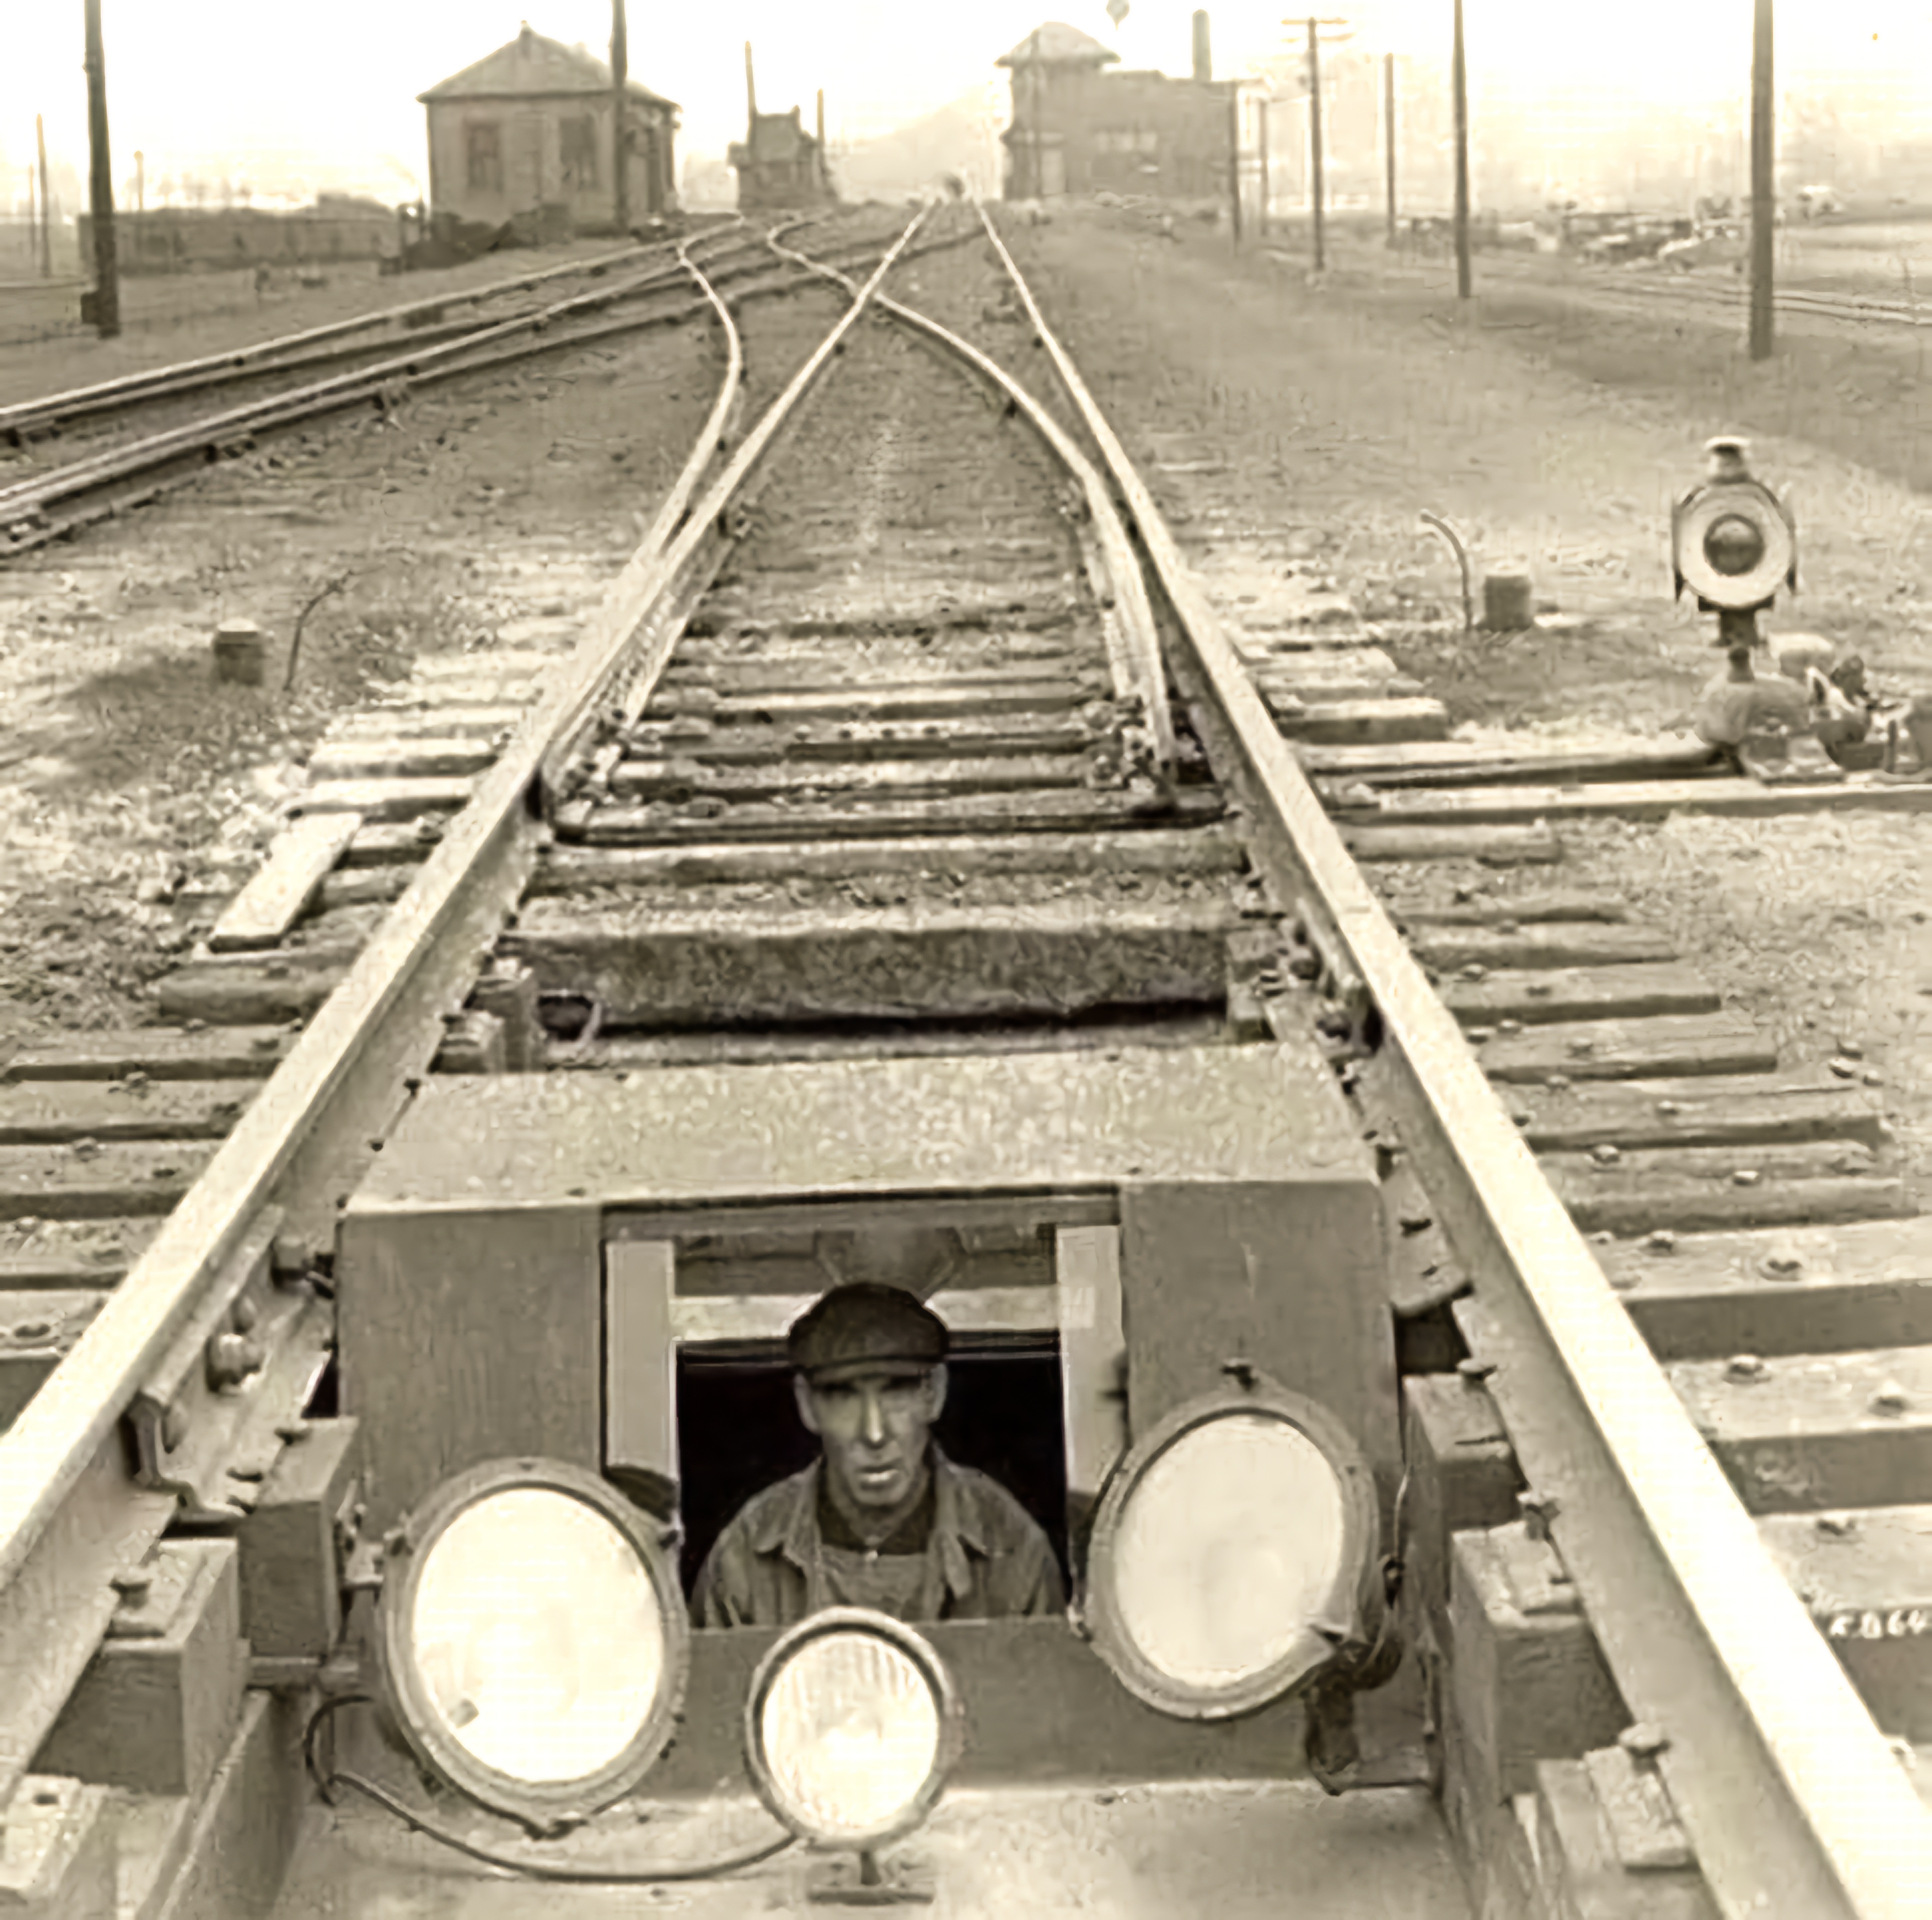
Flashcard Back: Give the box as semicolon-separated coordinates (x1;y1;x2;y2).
795;1365;947;1515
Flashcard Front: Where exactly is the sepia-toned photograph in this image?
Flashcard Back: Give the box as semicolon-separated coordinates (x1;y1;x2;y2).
0;2;1927;1913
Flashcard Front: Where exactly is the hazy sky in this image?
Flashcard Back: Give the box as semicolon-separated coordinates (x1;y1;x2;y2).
3;2;1926;201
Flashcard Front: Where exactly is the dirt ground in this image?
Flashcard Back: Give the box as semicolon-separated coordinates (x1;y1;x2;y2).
0;249;822;1063
998;206;1932;1204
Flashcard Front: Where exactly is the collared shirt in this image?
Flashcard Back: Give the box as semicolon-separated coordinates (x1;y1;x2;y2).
690;1449;1066;1629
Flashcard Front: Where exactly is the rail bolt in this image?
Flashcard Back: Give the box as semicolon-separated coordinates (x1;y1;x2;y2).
1518;1490;1560;1543
1726;1353;1767;1383
207;1330;265;1391
1873;1382;1910;1416
1642;1230;1676;1255
111;1568;153;1607
1456;1357;1497;1387
1759;1247;1805;1281
1617;1723;1670;1765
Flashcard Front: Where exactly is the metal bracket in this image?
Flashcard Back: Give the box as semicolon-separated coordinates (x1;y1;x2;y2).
1290;899;1373;1055
128;1208;336;1521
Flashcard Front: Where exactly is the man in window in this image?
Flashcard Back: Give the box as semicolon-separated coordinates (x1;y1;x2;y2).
692;1283;1065;1628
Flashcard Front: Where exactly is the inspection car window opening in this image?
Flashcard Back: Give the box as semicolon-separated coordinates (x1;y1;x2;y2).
689;1283;1067;1629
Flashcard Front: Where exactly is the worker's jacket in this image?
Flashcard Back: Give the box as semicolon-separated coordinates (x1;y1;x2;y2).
690;1450;1065;1629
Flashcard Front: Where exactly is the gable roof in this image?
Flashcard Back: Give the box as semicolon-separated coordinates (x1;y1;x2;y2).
996;23;1118;68
419;26;676;108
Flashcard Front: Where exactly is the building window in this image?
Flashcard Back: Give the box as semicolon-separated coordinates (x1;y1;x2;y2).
559;114;599;191
465;122;503;194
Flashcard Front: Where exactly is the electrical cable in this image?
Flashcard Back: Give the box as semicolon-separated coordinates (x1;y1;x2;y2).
301;1693;794;1885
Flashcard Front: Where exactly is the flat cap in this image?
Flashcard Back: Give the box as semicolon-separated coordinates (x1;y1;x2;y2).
788;1283;948;1380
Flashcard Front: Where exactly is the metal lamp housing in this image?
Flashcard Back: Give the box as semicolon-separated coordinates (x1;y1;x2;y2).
1079;1378;1382;1722
373;1456;691;1829
743;1608;965;1853
1671;474;1797;612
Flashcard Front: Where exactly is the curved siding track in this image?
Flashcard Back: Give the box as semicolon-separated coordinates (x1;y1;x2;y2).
0;200;1925;1918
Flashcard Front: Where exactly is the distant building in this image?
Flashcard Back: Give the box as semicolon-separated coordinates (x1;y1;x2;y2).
417;23;679;237
728;45;836;212
998;19;1234;202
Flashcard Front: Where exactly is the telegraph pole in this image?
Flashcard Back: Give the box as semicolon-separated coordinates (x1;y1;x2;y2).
1451;0;1472;300
1228;85;1243;243
83;0;119;337
610;0;629;234
1384;52;1397;246
1285;19;1349;270
1749;0;1774;359
1032;28;1045;203
36;115;52;279
1307;20;1326;270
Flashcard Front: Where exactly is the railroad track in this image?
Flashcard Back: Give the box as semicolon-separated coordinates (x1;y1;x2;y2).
0;235;706;449
0;198;1925;1919
1469;250;1932;333
0;211;982;556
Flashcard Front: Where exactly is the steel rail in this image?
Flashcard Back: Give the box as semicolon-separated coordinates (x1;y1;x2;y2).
0;226;974;557
0;232;705;442
0;235;773;523
0;223;852;450
763;224;1177;778
1473;253;1932;330
0;208;929;1808
977;203;1932;1920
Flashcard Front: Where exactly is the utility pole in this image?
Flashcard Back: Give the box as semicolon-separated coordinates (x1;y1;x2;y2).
1032;28;1045;203
1289;19;1349;274
36;115;52;279
1307;20;1325;270
610;0;629;235
83;0;119;337
1228;85;1243;244
1256;92;1270;235
1451;0;1472;300
1749;0;1774;360
1384;52;1397;246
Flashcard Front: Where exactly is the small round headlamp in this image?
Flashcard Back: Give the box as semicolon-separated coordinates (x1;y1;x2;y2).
1082;1381;1379;1720
375;1458;689;1827
744;1609;963;1851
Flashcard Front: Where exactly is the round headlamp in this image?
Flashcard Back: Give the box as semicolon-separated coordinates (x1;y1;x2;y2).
375;1459;689;1827
1081;1381;1379;1720
744;1609;963;1851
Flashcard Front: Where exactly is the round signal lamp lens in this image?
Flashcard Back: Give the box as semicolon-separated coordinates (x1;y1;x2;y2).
376;1459;689;1825
1083;1383;1379;1720
1705;513;1767;577
1113;1412;1347;1688
745;1610;962;1850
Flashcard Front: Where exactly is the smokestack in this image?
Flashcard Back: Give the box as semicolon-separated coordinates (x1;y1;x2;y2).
817;89;825;149
745;42;757;126
1191;10;1212;83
